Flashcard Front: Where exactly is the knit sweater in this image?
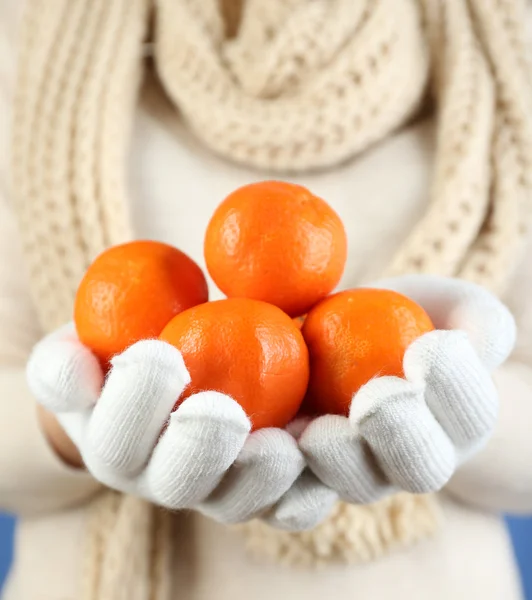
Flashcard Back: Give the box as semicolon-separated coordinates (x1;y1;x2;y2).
2;1;532;599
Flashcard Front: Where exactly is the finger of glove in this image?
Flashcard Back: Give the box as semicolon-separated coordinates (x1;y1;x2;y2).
26;323;103;413
351;377;456;493
199;428;305;523
299;415;393;503
372;275;516;370
84;340;190;480
264;470;338;531
144;391;250;509
404;330;498;456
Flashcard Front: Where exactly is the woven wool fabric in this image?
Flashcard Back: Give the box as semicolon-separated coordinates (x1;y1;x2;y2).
9;0;532;599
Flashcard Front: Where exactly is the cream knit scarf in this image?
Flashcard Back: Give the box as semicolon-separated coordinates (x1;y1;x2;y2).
11;0;532;598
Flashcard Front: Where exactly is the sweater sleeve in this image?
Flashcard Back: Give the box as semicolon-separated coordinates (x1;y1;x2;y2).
444;236;532;514
0;198;102;517
0;369;103;516
0;10;102;516
445;360;532;514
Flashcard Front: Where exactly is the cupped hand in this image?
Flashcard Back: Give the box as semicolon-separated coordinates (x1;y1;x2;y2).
299;275;516;504
27;326;316;527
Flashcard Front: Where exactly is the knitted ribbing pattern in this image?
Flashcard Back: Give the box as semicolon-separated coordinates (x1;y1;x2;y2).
386;0;532;292
10;0;532;599
12;0;147;329
12;2;174;599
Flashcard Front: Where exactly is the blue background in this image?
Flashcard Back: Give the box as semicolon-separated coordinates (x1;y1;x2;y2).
0;513;530;595
0;515;14;591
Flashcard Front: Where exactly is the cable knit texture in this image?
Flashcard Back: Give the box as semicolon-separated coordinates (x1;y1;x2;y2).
9;1;532;599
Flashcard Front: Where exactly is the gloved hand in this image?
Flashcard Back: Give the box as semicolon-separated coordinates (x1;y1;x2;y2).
26;325;308;527
27;275;515;532
298;275;516;513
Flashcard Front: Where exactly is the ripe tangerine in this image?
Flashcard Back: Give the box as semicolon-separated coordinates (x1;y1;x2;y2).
204;181;347;318
159;298;309;430
302;288;434;416
74;240;208;366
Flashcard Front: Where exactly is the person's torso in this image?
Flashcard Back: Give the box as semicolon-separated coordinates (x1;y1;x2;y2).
171;496;521;600
2;85;527;600
128;88;435;296
4;494;522;600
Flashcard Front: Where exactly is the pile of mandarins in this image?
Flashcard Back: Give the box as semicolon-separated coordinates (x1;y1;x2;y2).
74;181;433;431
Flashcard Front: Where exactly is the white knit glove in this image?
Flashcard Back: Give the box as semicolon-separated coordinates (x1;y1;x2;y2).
26;275;516;532
26;326;307;527
295;275;516;522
